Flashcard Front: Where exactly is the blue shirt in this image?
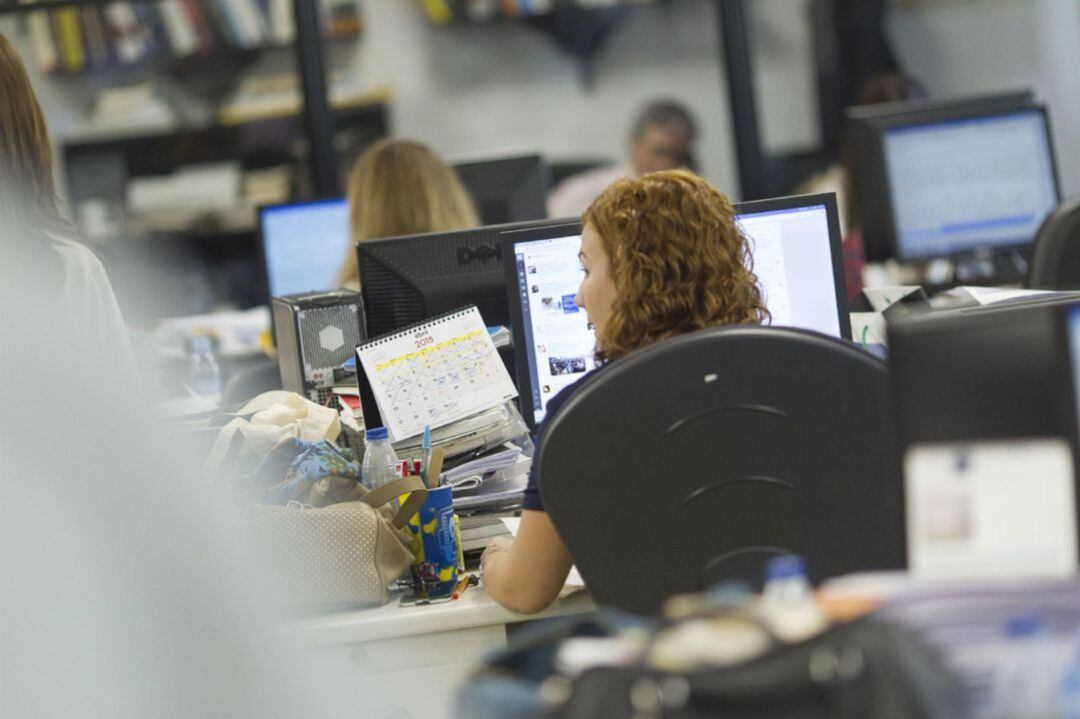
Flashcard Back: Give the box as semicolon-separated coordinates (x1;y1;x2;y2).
522;364;608;512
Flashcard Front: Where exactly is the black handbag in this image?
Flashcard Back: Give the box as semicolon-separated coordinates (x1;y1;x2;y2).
548;617;967;719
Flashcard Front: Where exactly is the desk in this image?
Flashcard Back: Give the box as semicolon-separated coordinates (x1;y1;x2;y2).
289;588;594;719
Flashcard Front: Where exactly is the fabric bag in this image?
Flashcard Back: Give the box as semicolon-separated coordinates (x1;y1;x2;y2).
245;476;427;609
246;438;364;507
549;616;965;719
206;391;342;480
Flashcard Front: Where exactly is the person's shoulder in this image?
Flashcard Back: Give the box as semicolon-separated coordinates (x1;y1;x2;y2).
547;165;632;218
552;165;629;197
46;231;108;277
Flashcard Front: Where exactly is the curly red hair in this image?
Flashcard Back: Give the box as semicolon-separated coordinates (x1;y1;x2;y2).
582;170;769;362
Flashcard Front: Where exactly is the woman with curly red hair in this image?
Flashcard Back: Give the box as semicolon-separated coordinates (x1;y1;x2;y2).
482;170;768;614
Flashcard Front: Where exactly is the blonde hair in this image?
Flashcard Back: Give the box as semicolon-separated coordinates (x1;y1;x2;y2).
336;138;480;287
0;32;62;228
583;170;769;362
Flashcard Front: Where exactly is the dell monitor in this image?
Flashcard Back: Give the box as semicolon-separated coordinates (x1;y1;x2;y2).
857;102;1060;266
1059;302;1080;479
357;217;575;340
504;193;853;430
452;154;551;225
889;294;1080;453
259;198;350;300
845;91;1036;262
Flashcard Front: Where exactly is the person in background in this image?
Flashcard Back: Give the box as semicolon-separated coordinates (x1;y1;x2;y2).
335;138;480;289
547;100;698;218
482;170;769;614
0;32;138;384
798;71;925;300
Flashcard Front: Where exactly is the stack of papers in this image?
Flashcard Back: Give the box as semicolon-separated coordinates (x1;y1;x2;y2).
445;445;523;484
942;286;1073;307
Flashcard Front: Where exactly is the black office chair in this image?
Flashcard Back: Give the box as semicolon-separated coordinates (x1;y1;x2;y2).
1027;198;1080;290
538;326;902;616
221;358;282;406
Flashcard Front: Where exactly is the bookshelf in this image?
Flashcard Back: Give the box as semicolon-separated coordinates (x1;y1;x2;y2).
2;0;362;318
4;0;360;76
2;0;345;198
417;0;665;24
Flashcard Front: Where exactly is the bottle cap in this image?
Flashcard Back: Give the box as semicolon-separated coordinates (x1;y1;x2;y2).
1004;612;1045;638
763;555;807;582
365;427;389;441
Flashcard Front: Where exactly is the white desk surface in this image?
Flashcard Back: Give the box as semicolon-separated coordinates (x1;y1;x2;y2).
290;587;595;647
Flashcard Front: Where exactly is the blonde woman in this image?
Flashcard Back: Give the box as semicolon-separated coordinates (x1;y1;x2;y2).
336;138;480;288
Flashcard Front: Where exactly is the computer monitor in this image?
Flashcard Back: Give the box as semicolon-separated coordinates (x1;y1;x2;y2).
503;193;852;430
846;91;1035;262
357;217;574;340
889;294;1080;453
452;154;551;225
258;198;350;300
1060;302;1080;476
857;102;1060;264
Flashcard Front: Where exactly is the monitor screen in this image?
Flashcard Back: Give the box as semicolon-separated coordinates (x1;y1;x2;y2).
846;91;1037;262
452;154;550;225
357;218;575;340
505;193;850;429
882;108;1059;261
1068;304;1080;434
259;199;350;299
508;229;596;425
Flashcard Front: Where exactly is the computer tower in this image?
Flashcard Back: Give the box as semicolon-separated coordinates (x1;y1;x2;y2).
272;290;365;404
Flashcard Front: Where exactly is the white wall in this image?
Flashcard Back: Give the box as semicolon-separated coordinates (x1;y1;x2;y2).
347;0;739;195
751;0;821;155
888;0;1080;197
1;0;739;199
6;0;1080;203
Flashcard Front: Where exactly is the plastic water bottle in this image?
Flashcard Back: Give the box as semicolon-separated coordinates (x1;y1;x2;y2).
984;613;1061;719
1061;630;1080;719
760;555;827;643
185;334;221;396
361;427;400;491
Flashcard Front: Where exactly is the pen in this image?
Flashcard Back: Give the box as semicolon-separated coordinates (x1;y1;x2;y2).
452;574;478;600
420;425;433;487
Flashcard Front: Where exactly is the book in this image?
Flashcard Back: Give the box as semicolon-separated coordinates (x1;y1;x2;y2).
267;0;294;43
103;2;151;64
355;306;518;443
52;7;86;72
159;0;201;57
80;6;112;69
20;0;58;73
180;0;216;54
201;0;231;45
227;0;270;48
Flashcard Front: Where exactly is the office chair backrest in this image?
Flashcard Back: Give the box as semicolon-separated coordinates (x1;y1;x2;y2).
221;358;283;406
1028;198;1080;290
538;326;901;616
